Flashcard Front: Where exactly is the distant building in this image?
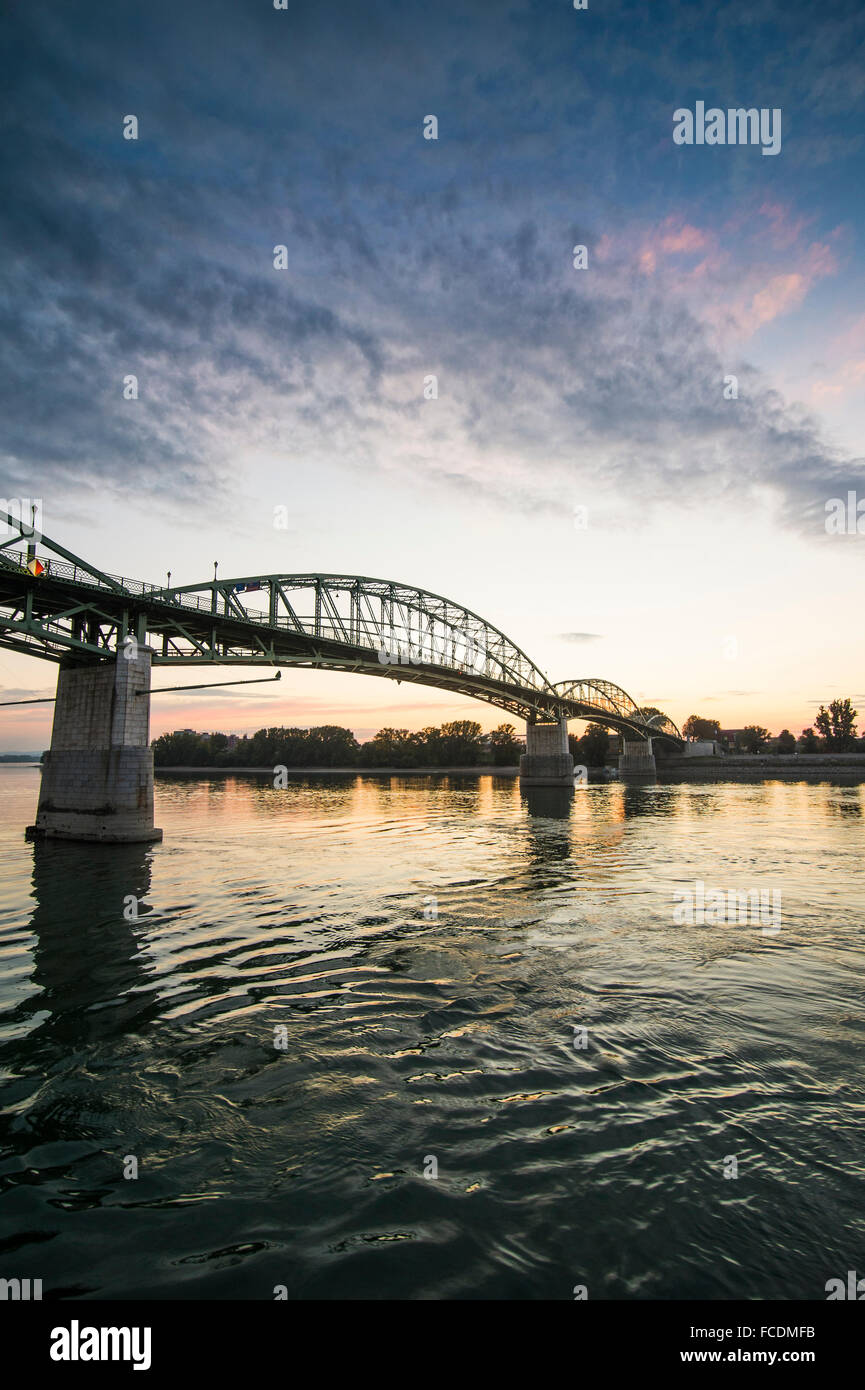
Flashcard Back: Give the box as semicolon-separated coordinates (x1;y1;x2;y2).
684;738;722;757
719;729;745;751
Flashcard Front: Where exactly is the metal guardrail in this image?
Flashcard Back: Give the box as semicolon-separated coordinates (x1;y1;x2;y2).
0;550;550;689
0;549;262;618
0;545;683;736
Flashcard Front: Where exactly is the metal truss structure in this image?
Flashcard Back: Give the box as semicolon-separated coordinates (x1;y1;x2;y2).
553;679;683;742
0;515;682;743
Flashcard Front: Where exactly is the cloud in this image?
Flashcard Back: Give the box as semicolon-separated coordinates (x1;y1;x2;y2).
1;0;863;543
0;687;56;701
558;633;603;643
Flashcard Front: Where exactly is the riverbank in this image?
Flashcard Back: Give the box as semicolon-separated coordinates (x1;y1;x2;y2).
20;754;865;780
154;754;865;783
660;752;865;780
156;764;521;776
669;752;865;767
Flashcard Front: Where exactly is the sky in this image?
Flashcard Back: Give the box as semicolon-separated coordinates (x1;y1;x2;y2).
2;0;864;751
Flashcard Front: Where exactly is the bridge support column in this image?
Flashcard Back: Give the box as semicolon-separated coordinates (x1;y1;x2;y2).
519;718;574;787
619;737;656;778
27;645;162;844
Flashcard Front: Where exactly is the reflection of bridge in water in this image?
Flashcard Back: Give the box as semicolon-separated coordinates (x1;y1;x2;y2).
0;513;682;842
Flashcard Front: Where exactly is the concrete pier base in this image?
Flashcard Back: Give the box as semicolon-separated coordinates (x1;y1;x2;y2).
619;737;656;778
27;645;162;844
519;718;574;786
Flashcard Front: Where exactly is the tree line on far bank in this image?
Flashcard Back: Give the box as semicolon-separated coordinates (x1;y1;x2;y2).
151;720;618;769
153;720;517;769
150;698;862;770
683;698;860;754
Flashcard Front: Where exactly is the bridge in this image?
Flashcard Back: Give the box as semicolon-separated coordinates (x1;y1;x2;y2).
0;512;682;842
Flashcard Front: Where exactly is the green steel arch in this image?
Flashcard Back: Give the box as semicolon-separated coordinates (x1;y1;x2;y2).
553;679;683;742
0;513;682;742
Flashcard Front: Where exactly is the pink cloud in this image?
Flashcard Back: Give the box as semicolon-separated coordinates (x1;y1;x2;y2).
831;312;865;354
747;273;807;330
757;201;809;251
735;241;838;335
658;223;709;255
810;357;865;402
595;232;614;263
598;207;843;350
699;236;839;340
810;380;844;401
635;218;712;274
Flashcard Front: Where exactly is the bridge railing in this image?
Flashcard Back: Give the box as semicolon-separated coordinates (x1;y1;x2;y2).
6;549;663;718
1;550;227;613
0;549;169;599
0;552;518;683
0;550;548;685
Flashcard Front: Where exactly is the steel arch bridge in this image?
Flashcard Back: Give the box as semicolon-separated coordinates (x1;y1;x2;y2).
0;514;682;745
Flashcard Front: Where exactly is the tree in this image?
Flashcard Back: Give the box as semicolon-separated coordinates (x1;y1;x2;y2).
488;723;523;765
740;725;770;754
835;701;858;751
815;699;858;752
814;706;831;745
682;715;721;741
303;725;360;766
798;727;819;754
636;706;664;725
437;720;483;765
209;731;229;760
152;729;211;766
359;728;419;767
775;729;796;754
814;706;830;742
575;722;609;767
412;727;442;764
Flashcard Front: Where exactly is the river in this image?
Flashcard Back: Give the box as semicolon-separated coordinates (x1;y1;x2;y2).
1;765;863;1299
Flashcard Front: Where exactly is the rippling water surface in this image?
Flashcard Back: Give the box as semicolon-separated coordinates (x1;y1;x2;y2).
1;765;864;1299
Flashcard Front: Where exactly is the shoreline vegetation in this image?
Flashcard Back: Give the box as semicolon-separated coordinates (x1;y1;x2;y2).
11;706;865;778
149;709;865;775
152;719;524;771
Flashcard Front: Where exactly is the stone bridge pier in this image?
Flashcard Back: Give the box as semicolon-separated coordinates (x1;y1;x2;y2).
619;736;656;777
519;717;574;787
27;644;162;843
